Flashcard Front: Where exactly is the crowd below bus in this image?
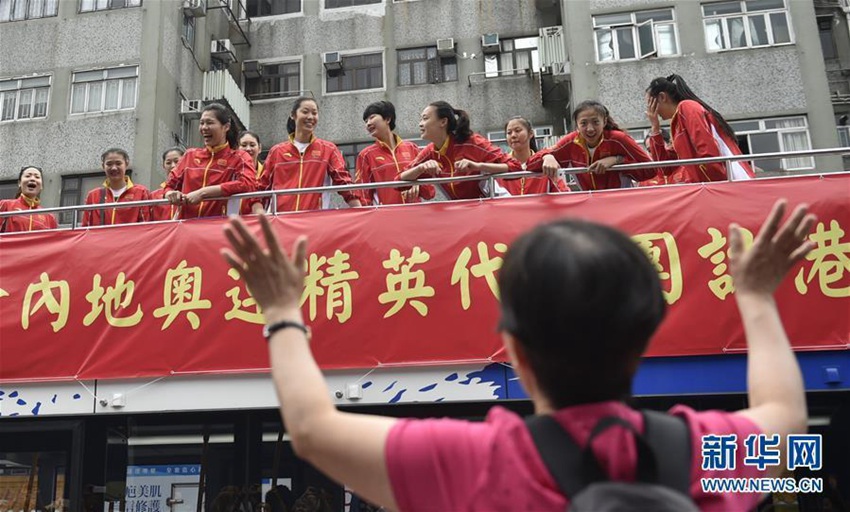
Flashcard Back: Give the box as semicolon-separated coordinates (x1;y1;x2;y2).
0;74;754;233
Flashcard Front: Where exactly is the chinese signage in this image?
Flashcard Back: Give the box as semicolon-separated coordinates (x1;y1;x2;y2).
1;175;848;382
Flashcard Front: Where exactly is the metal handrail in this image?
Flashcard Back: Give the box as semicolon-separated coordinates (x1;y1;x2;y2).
1;147;848;229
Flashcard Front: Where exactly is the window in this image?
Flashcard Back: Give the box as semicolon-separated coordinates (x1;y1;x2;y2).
336;141;372;174
325;52;383;93
702;0;792;52
484;36;539;78
818;15;837;60
593;9;679;62
397;47;457;86
59;173;112;224
0;180;18;200
0;0;58;22
0;75;50;122
246;61;301;100
731;116;813;172
246;0;300;16
79;0;140;12
325;0;380;8
486;126;554;153
70;66;138;114
182;14;195;49
839;125;850;148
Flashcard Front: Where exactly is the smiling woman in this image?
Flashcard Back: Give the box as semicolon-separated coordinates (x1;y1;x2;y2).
81;148;151;227
163;103;258;219
0;166;58;233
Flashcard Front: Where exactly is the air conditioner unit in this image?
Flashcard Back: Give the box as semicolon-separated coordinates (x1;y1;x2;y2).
481;33;500;54
323;52;343;72
211;39;236;62
436;38;456;58
180;99;203;118
242;60;263;79
183;0;206;17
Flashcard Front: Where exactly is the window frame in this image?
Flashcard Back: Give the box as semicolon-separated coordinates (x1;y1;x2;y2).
245;57;303;102
182;13;195;50
79;0;141;13
0;74;51;123
323;49;386;96
592;8;680;63
69;65;139;116
486;126;555;153
396;46;457;87
483;36;541;78
0;0;59;22
702;0;794;53
335;141;373;176
730;115;814;171
322;0;382;10
244;0;302;19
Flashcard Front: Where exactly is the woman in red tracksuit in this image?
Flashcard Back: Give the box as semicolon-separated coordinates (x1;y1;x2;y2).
0;166;57;233
356;100;435;205
398;101;522;200
82;148;151;227
254;97;361;213
165;103;257;219
645;74;754;183
526;101;659;190
150;147;184;221
498;116;568;195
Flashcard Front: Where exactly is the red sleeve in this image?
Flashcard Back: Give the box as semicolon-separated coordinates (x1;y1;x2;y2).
354;149;373;206
525;133;577;172
396;146;435;191
165;152;188;192
386;418;496;512
326;144;358;202
611;132;662;182
678;102;728;181
219;151;258;196
419;184;436;200
468;134;523;172
137;187;151;222
45;213;58;229
81;189;98;227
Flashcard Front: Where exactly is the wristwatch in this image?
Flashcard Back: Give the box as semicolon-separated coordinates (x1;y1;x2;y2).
263;319;309;341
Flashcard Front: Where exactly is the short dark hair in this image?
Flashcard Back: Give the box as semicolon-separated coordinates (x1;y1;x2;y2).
363;101;396;131
238;130;261;146
498;219;666;408
101;148;130;164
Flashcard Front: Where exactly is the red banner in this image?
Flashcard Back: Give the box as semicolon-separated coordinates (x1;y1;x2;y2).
1;175;848;382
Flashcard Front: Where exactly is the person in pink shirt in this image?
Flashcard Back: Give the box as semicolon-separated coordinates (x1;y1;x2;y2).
221;200;815;511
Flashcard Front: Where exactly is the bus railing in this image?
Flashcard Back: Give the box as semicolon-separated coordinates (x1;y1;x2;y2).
2;147;849;232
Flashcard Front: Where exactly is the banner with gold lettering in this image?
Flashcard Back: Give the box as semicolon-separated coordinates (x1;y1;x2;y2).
1;174;848;382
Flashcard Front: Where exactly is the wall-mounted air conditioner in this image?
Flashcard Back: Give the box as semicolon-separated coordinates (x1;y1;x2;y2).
481;33;500;54
242;60;262;79
323;52;343;72
183;0;206;17
436;38;456;58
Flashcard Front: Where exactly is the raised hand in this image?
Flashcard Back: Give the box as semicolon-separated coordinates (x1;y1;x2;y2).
729;200;816;297
220;215;307;320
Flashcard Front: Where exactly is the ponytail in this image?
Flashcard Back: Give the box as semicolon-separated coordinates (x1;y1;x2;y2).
647;74;735;139
429;101;473;143
201;103;239;149
572;100;622;132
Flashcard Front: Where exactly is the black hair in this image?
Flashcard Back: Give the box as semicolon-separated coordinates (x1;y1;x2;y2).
287;96;318;135
17;166;44;198
505;116;538;152
498;219;666;408
238;130;262;147
429;101;473;143
201;102;239;148
647;74;736;139
363;100;396;131
572;100;622;132
161;146;185;163
101;147;130;164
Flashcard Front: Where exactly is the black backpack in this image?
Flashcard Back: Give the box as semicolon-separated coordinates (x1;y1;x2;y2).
526;410;699;511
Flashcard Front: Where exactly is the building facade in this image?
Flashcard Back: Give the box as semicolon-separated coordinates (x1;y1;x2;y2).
0;0;846;204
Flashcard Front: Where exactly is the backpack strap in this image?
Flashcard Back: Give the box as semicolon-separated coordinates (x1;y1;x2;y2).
642;410;691;495
526;410;691;499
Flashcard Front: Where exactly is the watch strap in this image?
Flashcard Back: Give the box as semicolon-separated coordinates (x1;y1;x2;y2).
264;319;309;340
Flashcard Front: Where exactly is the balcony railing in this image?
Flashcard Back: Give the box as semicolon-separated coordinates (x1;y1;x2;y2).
2;147;849;233
204;70;251;128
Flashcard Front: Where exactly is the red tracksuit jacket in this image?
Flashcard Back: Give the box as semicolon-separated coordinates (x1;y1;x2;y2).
498;150;568;195
0;196;58;232
165;143;257;219
356;136;435;205
403;133;522;200
149;185;177;221
526;131;659;191
82;177;151;227
260;136;359;212
649;99;755;183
